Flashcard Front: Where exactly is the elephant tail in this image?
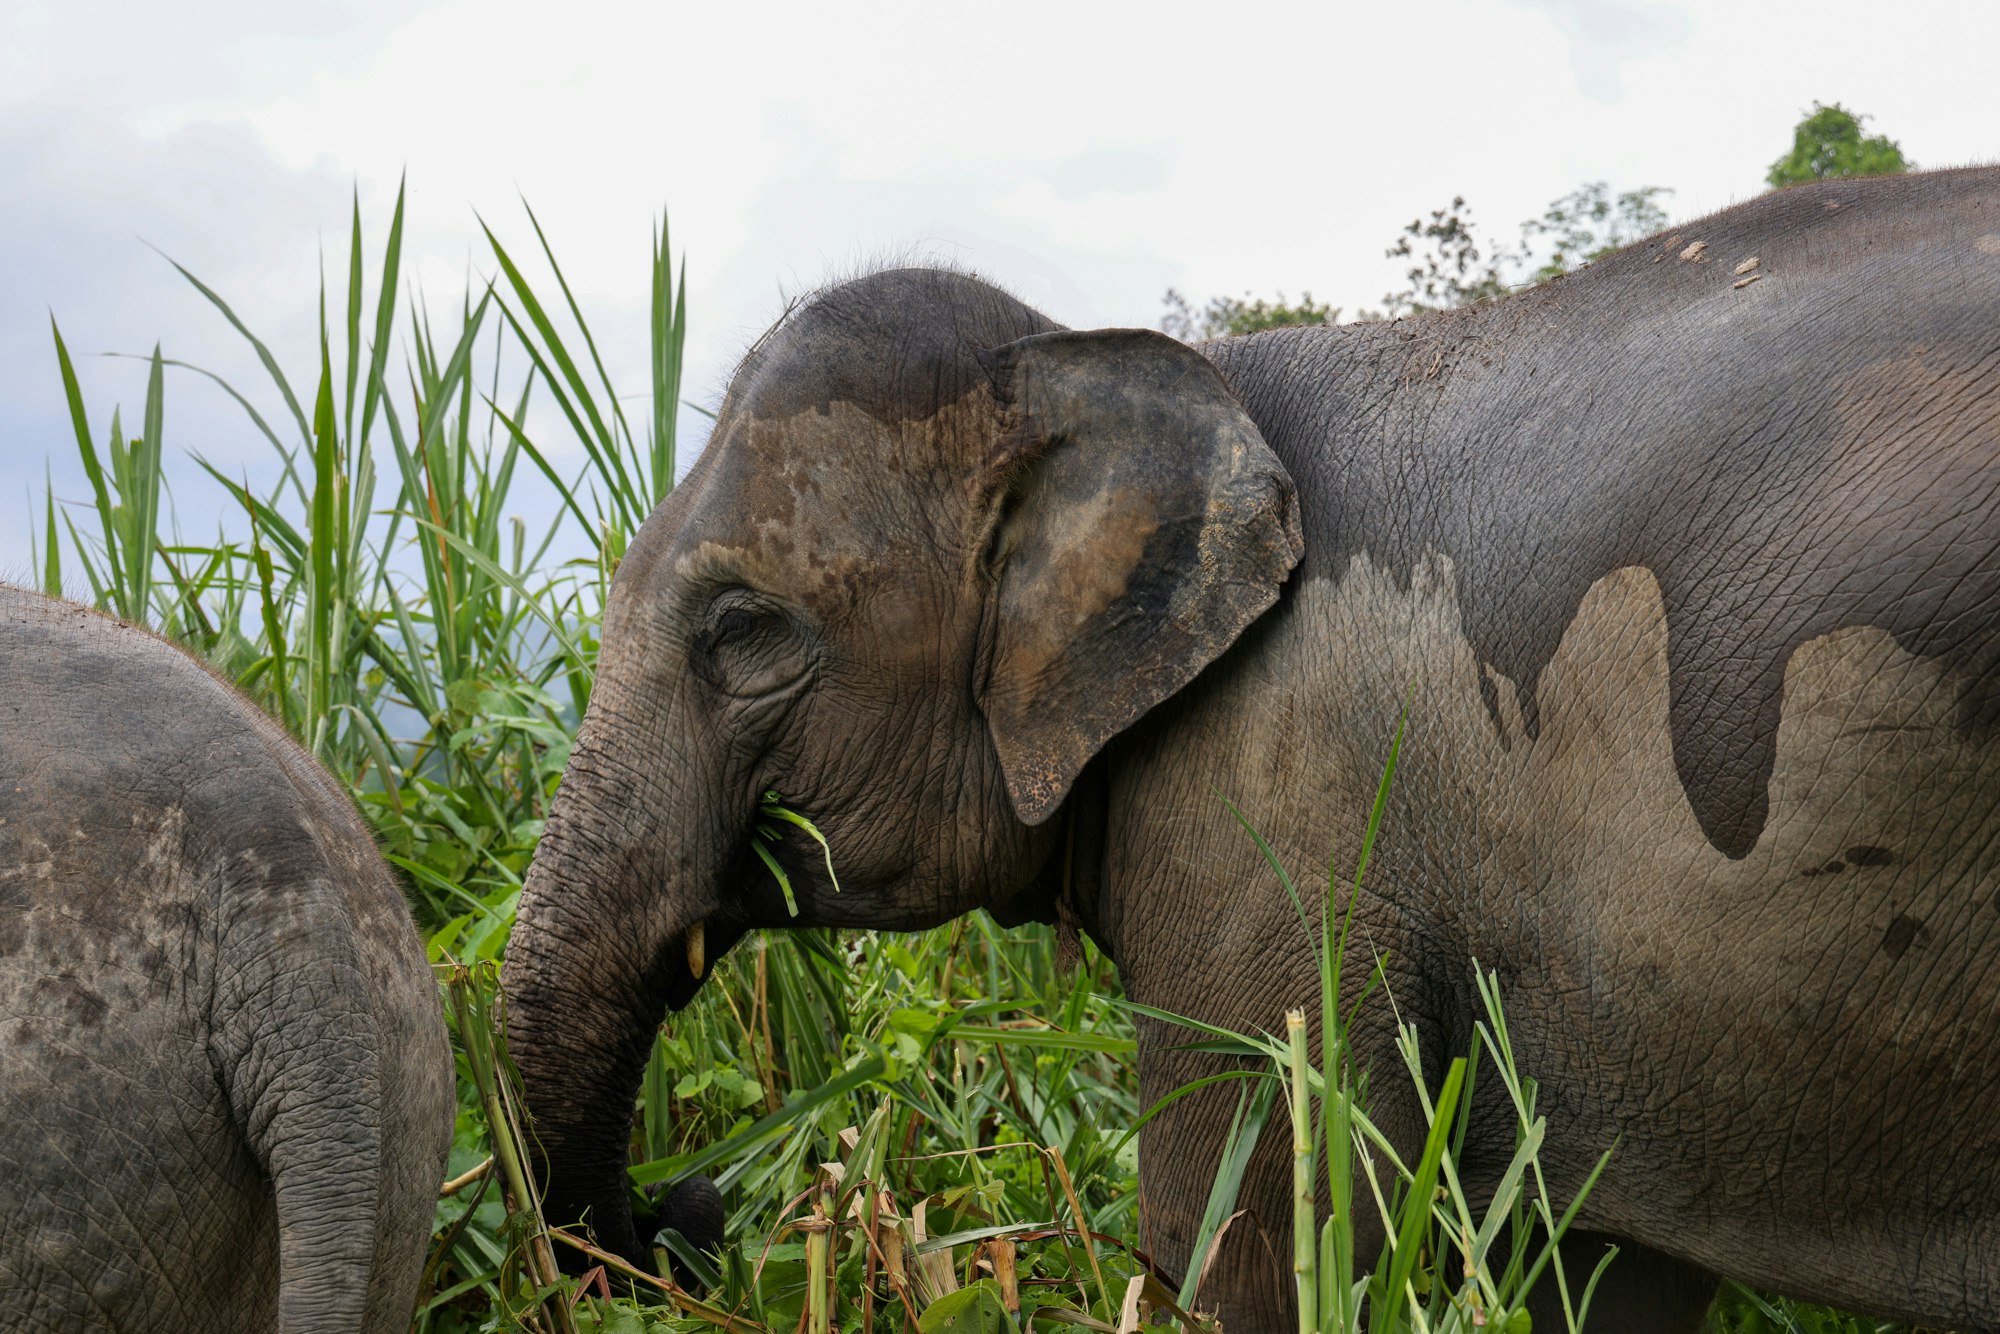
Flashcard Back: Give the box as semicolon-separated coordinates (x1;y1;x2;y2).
209;802;453;1332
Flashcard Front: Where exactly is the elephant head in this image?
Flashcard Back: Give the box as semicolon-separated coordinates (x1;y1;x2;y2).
500;268;1303;1268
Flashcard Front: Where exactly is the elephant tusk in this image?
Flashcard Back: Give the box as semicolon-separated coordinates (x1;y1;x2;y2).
686;919;705;980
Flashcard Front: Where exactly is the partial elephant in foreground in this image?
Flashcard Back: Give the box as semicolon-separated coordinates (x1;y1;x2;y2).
503;167;2000;1331
0;587;452;1332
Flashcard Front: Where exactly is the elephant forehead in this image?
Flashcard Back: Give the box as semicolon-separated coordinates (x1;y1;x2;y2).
693;400;996;554
668;537;884;619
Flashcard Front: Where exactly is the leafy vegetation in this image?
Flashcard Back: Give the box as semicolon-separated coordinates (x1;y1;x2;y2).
1166;101;1908;331
1516;183;1674;285
1160;289;1342;340
28;182;1918;1332
1766;103;1912;189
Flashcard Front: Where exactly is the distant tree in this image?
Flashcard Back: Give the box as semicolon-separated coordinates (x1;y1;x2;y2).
1518;182;1673;283
1379;196;1510;317
1767;102;1912;188
1160;289;1339;341
1165;179;1674;330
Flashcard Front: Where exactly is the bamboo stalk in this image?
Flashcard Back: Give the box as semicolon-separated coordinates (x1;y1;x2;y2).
448;966;575;1334
806;1165;836;1334
1288;1010;1317;1334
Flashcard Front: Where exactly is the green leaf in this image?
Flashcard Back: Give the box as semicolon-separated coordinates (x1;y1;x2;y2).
760;791;842;894
573;1305;654;1334
1370;1055;1467;1334
40;468;61;598
750;838;799;917
919;1280;1019;1334
627;1055;888;1187
1767;102;1912;188
51;319;123;612
149;242;314;447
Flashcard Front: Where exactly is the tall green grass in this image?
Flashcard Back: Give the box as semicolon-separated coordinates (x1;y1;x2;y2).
27;186;1910;1334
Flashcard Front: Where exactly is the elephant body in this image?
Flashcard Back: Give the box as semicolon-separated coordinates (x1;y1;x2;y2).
0;588;453;1333
505;167;2000;1331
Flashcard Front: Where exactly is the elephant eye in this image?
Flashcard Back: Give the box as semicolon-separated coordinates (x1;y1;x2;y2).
697;602;767;659
692;595;811;697
712;606;758;647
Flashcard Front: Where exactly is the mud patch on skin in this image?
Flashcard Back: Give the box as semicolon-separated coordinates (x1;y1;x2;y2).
667;396;1001;645
1246;549;2000;1282
1285;549;2000;994
1882;913;1930;961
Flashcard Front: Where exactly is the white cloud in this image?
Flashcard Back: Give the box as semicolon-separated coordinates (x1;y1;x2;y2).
1505;0;1696;102
0;102;355;582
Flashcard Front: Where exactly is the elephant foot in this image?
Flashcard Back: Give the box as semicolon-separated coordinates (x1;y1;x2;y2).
634;1174;726;1294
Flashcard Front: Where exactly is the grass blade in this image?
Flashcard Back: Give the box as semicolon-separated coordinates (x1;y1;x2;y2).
149;243;313;447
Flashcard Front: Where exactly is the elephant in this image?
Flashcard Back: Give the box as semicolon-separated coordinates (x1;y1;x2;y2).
0;587;453;1332
501;166;2000;1331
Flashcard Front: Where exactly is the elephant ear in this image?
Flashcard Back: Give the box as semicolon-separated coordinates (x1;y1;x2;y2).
976;328;1304;825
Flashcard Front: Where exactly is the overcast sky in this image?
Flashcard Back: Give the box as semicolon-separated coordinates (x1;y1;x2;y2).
4;0;1996;580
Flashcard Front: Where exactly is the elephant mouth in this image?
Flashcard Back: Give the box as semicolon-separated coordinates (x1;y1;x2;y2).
657;841;800;1012
661;917;745;1011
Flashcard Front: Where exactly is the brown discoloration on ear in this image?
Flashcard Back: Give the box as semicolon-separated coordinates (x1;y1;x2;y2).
1043;487;1156;622
978;329;1301;824
991;483;1157;682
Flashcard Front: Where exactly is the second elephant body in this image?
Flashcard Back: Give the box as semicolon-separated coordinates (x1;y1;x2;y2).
0;588;452;1332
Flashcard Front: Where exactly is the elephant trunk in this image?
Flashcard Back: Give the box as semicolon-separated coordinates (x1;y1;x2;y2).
501;717;723;1269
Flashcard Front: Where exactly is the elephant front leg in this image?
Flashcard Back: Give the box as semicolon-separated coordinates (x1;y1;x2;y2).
1132;1020;1426;1329
1134;1063;1296;1327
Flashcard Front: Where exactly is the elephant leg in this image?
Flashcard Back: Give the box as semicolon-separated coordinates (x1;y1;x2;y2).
1138;1019;1425;1329
1525;1229;1719;1334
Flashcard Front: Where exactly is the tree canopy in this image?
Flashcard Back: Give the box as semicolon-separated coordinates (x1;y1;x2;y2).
1767;102;1912;188
1163;101;1913;335
1159;289;1340;340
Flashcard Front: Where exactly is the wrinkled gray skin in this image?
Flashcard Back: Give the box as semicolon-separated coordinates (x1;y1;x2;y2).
0;589;452;1332
503;168;2000;1330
